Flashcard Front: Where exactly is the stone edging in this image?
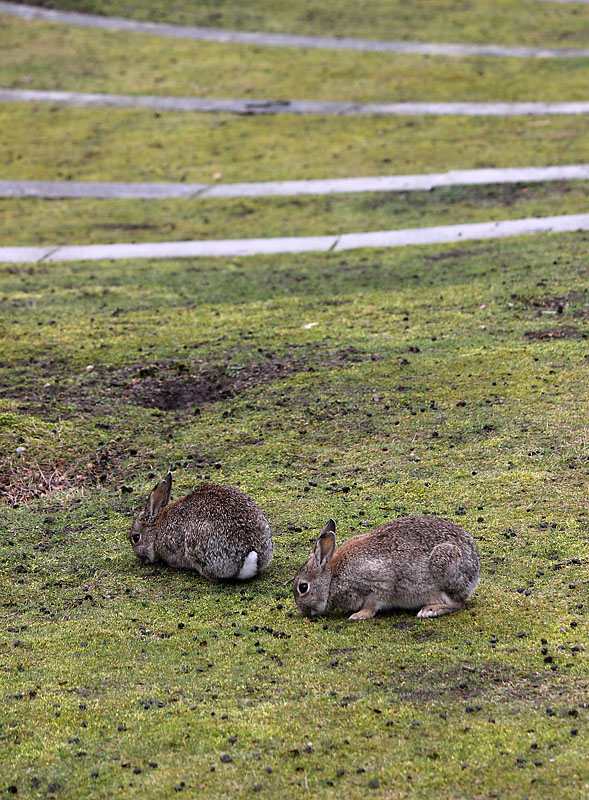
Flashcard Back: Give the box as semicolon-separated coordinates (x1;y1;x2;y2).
1;214;587;264
2;89;589;117
1;165;588;200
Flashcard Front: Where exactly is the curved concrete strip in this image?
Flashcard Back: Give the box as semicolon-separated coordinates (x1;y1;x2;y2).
0;245;59;262
51;235;338;261
335;215;589;251
2;89;589;117
202;165;589;198
0;180;206;199
1;1;588;58
1;165;589;200
0;214;587;264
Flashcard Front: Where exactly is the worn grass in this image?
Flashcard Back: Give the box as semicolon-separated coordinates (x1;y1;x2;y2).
1;233;589;798
3;105;589;185
3;17;589;103
6;0;589;48
1;181;589;246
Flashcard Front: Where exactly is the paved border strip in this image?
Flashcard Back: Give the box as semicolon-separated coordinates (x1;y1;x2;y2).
1;214;587;264
2;89;589;117
1;1;588;58
2;165;589;200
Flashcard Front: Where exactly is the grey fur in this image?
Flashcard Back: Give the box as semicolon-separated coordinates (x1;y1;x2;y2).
130;473;273;580
293;516;480;620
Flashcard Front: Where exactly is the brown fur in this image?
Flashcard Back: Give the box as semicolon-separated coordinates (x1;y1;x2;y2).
293;515;480;620
130;474;273;581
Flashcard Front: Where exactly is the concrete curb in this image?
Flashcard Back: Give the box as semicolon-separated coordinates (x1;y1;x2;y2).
2;89;589;117
1;214;587;264
1;165;589;200
1;1;588;58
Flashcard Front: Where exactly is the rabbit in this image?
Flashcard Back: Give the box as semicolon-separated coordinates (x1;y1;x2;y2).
293;515;480;620
130;473;273;581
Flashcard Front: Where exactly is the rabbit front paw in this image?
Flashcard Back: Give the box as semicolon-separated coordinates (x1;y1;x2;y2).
349;607;377;621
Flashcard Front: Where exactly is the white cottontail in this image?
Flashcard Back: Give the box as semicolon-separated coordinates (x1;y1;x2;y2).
130;473;273;580
293;516;480;620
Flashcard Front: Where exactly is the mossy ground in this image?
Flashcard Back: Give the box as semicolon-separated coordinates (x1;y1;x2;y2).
2;235;589;799
1;1;588;798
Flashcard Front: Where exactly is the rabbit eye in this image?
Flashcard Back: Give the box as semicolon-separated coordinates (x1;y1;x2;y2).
298;581;309;595
132;533;141;544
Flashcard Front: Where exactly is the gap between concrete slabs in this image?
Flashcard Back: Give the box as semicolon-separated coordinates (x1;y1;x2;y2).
2;89;589;117
1;214;587;264
1;1;588;57
1;165;588;199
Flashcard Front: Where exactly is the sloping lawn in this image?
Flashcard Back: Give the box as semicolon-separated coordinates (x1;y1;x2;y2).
6;0;589;48
2;106;589;184
1;0;588;797
2;17;589;103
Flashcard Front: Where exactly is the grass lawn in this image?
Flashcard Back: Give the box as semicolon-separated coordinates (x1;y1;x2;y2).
3;18;589;103
6;0;589;48
1;181;588;246
1;233;589;799
2;106;589;185
1;1;588;798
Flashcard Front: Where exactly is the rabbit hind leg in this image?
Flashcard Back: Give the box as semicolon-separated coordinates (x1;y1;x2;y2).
416;596;464;618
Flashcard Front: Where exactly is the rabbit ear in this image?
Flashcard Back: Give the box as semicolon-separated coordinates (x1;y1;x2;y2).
319;519;336;536
314;519;336;568
147;472;172;517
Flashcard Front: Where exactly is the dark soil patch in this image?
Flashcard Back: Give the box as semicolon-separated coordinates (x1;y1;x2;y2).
0;347;374;417
130;363;283;411
6;0;58;7
424;247;492;262
371;181;573;216
524;292;585;311
128;348;372;411
524;326;587;341
393;664;583;705
97;223;161;231
392;662;516;703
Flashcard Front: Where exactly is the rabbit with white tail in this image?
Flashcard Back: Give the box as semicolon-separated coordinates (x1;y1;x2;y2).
293;516;480;620
130;473;273;581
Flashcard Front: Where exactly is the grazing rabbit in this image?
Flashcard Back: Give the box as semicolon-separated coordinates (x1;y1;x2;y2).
130;473;273;581
293;516;480;620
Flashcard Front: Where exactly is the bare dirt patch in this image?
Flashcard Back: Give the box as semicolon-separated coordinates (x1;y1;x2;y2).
127;347;372;411
0;347;374;416
130;362;286;411
524;292;585;312
0;444;119;506
524;326;587;340
393;663;587;706
424;247;492;262
391;662;515;703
